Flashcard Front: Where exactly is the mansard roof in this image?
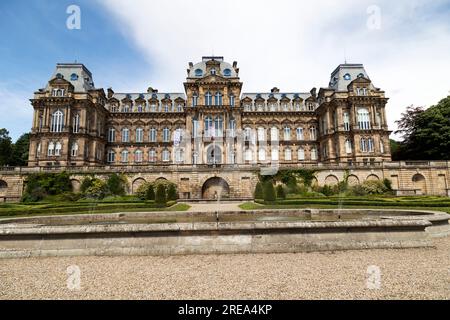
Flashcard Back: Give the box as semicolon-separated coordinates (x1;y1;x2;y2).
241;92;311;101
112;93;186;101
328;63;375;91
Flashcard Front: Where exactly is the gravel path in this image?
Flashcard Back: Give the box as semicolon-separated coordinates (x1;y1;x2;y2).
0;237;449;300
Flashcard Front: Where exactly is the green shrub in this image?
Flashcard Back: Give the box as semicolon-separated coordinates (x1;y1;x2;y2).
276;185;286;199
155;184;167;205
349;184;368;196
145;184;156;201
263;181;276;202
107;173;128;196
80;176;95;193
361;180;388;195
383;178;393;191
167;184;178;201
254;182;264;200
84;179;108;200
22;172;73;202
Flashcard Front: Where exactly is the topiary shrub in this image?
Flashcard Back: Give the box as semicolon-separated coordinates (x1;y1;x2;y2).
145;184;156;201
155;184;167;205
167;184;178;201
106;173;127;196
254;182;264;200
83;179;108;200
276;185;286;199
263;181;276;202
361;180;388;195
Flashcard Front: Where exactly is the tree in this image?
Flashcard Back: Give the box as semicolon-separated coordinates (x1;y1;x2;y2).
155;184;167;205
254;182;264;200
276;185;286;199
263;181;276;202
11;133;30;166
167;184;178;201
145;184;155;201
394;98;450;160
106;173;127;196
0;129;13;166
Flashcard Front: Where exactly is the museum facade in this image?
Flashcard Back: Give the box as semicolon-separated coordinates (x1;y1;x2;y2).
0;56;449;200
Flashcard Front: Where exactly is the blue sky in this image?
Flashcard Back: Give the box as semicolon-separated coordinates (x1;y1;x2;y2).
1;0;450;141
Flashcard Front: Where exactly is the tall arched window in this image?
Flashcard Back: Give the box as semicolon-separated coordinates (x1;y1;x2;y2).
360;138;367;152
204;116;213;137
284;126;291;141
345;139;353;154
107;150;115;163
258;148;266;161
135;128;144;143
357;108;371;130
72;114;80;133
214;92;223;106
55;142;62;156
192;93;198;107
257;127;266;142
229;94;235;107
311;147;318;161
214;116;223;137
343;112;350;131
296;128;304;141
205;92;212;106
108;128;115;142
149;149;156;162
121;150;129;163
149;128;157;142
71;142;78;157
285;148;292;161
271;127;279;142
271;148;279;161
298;147;305;161
51;110;64;133
163;128;170;142
122;128;129;143
48;142;55;156
367;138;374;152
134;150;143;163
162;149;170;162
309;127;317;140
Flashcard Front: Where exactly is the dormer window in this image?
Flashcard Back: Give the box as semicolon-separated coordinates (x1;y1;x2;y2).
70;73;78;81
56;73;64;79
344;73;351;81
52;88;65;97
195;69;203;77
223;69;231;77
210;68;216;75
357;88;368;96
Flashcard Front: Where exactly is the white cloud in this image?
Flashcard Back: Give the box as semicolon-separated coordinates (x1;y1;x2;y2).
0;85;33;141
99;0;450;137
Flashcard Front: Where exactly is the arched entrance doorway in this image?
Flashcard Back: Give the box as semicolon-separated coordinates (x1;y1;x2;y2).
206;145;222;165
202;177;230;200
412;174;427;195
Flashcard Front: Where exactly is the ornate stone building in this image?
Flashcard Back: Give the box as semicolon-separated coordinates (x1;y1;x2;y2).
27;57;391;168
1;56;448;201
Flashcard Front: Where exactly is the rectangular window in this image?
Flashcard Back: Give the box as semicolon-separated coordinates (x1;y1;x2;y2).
296;128;304;141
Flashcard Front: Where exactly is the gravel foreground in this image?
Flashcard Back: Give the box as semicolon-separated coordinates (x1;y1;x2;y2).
0;237;449;300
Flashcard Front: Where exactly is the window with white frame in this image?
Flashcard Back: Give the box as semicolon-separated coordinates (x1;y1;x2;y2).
360;138;368;152
122;128;129;143
244;148;253;161
72;114;80;133
368;138;374;152
376;112;382;126
55;142;62;156
51;110;64;133
345;139;353;154
271;148;279;161
215;92;223;106
229;95;235;107
108;128;115;142
229;119;236;137
177;104;183;112
71;143;78;157
258;148;266;161
107;150;115;163
285;148;292;161
244;127;252;142
296;128;304;141
136;128;144;143
343;112;350;131
36;143;41;157
311;147;318;160
284;127;291;141
380;140;385;154
162;149;170;162
121;150;129;163
298;147;305;161
205;92;212;106
163;128;170;142
150;103;157;112
271;127;279;141
357;108;371;130
192;94;198;107
123;104;130;113
257;127;265;142
134;150;143;163
149;128;157;142
149;149;156;162
48;142;55;156
175;149;184;163
309;127;317;140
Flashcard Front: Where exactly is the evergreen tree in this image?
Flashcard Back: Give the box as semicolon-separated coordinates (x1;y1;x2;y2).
263;181;276;202
167;184;178;201
276;185;286;199
145;184;155;200
155;184;167;205
254;182;264;200
0;129;13;166
11;133;30;166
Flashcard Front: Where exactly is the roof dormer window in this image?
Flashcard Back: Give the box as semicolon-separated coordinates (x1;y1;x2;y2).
70;73;78;81
223;69;231;77
210;68;216;75
344;73;351;81
195;69;203;77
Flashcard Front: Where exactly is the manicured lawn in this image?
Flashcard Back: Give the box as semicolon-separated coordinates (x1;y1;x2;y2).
0;202;191;218
239;196;450;214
